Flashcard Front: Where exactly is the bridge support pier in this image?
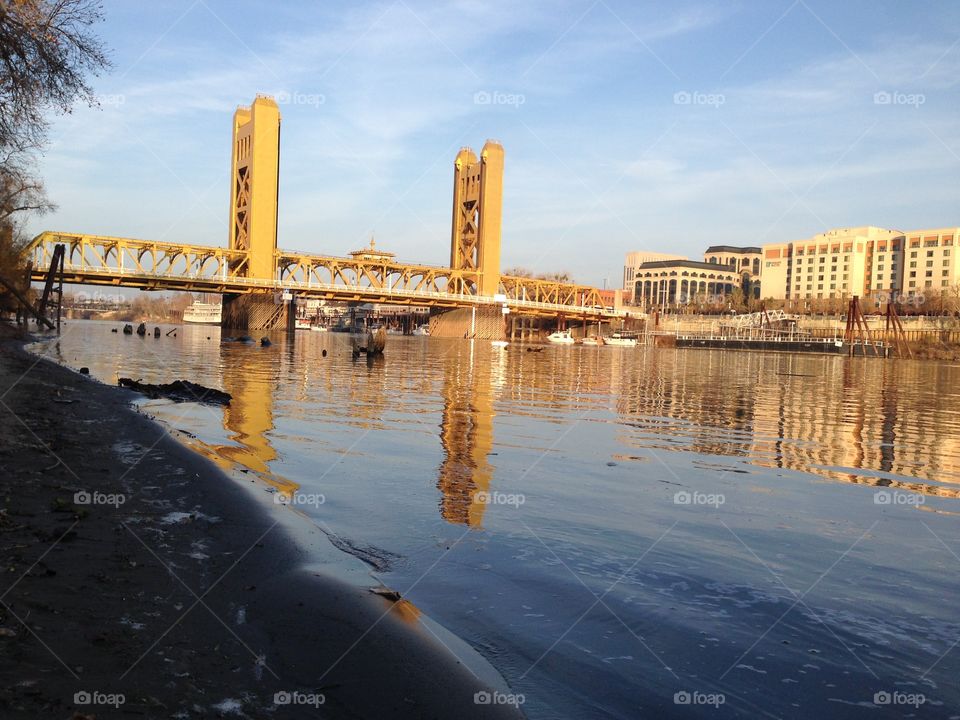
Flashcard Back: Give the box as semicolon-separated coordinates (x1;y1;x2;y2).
429;306;505;339
222;293;293;331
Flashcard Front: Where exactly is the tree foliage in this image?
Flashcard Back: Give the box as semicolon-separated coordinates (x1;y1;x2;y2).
502;266;573;283
0;0;110;153
0;0;109;313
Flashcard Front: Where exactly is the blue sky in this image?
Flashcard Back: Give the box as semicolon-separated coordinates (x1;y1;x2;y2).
30;0;960;288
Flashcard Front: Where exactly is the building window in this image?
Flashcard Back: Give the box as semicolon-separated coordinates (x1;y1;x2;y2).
927;260;934;267
909;271;916;277
911;251;918;258
927;250;934;257
878;264;884;270
926;271;933;277
910;261;917;268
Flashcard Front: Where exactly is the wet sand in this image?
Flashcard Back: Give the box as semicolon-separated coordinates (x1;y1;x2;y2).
0;336;525;719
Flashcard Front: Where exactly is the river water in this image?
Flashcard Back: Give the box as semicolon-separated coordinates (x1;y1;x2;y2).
34;320;960;719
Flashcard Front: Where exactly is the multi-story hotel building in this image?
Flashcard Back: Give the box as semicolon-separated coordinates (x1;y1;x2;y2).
633;260;743;308
623;251;687;302
760;226;960;302
630;246;760;308
704;245;762;299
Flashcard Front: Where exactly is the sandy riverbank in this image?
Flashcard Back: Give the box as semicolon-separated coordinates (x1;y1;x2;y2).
0;335;525;719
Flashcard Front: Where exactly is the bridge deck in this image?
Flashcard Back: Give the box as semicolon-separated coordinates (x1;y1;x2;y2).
27;231;626;320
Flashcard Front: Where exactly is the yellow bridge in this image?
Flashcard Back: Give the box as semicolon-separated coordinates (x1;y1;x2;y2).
26;95;623;331
26;231;613;316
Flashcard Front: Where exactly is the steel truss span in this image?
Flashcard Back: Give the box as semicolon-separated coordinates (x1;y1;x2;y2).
27;232;622;319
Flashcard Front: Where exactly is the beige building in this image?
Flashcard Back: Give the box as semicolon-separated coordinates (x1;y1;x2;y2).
704;245;762;299
623;251;687;302
758;226;960;304
901;227;960;298
634;260;742;309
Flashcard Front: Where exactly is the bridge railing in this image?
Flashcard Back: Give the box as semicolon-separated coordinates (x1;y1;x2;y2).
28;231;625;317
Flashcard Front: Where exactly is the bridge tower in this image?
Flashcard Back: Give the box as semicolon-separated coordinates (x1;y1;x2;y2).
450;141;503;296
223;95;289;329
229;95;280;278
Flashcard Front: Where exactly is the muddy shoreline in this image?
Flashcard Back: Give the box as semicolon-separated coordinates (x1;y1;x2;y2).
0;336;524;719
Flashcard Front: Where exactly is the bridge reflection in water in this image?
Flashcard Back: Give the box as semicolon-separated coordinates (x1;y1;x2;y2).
182;331;504;527
146;328;960;532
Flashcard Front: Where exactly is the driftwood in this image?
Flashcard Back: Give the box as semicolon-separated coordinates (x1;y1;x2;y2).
117;378;231;405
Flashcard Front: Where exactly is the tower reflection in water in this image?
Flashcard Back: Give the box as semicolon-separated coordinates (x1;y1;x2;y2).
436;342;502;527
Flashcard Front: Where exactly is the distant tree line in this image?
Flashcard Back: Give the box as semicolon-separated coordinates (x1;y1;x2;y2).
502;267;574;283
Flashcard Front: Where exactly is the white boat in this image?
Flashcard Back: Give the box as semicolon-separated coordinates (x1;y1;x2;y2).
581;335;604;346
547;330;575;344
491;340;509;348
183;301;222;325
295;318;311;330
605;331;638;347
412;324;430;336
310;325;327;332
